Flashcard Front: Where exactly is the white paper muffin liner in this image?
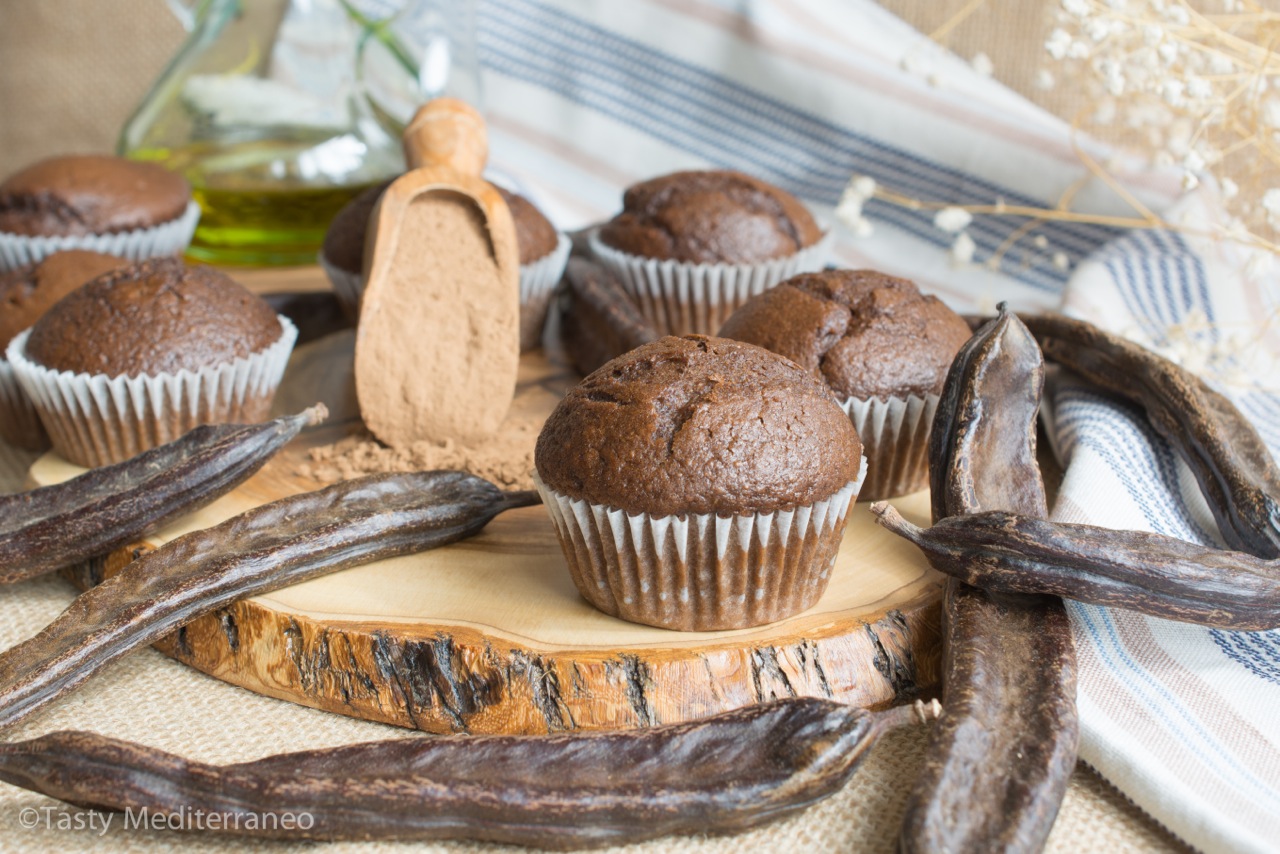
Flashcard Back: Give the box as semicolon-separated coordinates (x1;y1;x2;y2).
0;201;202;272
588;229;832;337
6;315;297;468
841;392;939;502
534;456;865;632
519;233;572;351
0;357;48;450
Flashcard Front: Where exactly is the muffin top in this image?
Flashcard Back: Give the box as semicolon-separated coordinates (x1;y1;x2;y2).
25;258;282;378
718;269;972;401
0;250;127;350
596;170;823;264
535;335;862;516
321;181;393;275
322;181;558;274
0;155;191;237
496;186;559;263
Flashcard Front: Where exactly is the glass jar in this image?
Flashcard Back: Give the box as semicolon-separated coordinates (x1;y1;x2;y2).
119;0;481;265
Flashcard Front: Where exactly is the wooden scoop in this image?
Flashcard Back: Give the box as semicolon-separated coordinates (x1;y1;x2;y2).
354;99;520;447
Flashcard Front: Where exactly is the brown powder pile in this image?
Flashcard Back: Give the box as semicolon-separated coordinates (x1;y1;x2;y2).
297;414;541;491
354;190;520;447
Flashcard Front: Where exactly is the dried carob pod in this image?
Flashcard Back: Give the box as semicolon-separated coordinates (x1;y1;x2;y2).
0;470;538;732
0;699;926;849
0;406;327;585
901;305;1078;854
1024;312;1280;559
872;507;1280;630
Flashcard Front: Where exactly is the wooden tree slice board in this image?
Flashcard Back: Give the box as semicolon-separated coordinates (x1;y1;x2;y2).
32;333;944;736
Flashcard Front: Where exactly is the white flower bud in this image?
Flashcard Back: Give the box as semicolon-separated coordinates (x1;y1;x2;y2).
1046;28;1073;60
934;207;974;233
851;176;877;198
1262;188;1280;228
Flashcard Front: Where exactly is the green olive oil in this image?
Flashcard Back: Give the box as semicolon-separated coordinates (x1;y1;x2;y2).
131;139;394;266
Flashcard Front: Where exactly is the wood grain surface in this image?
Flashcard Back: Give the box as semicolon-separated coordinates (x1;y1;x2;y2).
27;267;945;736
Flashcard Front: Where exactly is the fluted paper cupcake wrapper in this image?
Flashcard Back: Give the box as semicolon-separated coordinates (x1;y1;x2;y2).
588;229;832;337
534;457;865;632
6;315;297;468
841;392;939;502
0;358;48;451
519;233;572;351
0;201;202;272
320;232;572;350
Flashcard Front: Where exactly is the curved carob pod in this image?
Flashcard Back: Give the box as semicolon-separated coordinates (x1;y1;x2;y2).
0;406;327;584
0;470;538;733
901;304;1078;854
872;506;1280;631
0;699;921;849
1024;313;1280;559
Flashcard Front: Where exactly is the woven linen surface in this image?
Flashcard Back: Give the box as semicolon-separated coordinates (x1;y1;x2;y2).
0;0;1245;851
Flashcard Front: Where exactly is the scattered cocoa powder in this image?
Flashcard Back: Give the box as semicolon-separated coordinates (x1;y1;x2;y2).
298;414;541;491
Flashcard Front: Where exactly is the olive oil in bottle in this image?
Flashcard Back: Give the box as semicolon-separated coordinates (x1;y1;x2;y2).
132;137;396;267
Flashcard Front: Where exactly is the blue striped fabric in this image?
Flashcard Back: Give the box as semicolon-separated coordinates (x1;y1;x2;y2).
1053;221;1280;850
476;0;1120;294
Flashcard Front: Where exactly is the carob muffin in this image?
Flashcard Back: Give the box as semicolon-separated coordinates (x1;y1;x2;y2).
0;155;197;271
7;257;297;467
320;181;569;349
719;269;971;500
0;250;127;449
589;170;829;336
535;335;866;631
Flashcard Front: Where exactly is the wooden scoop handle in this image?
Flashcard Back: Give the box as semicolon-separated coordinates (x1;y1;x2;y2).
402;98;488;175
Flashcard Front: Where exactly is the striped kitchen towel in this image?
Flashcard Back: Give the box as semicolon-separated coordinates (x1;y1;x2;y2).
1047;187;1280;854
380;0;1279;849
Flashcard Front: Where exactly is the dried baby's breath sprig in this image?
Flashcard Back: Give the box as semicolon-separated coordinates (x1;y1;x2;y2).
1042;0;1280;246
847;1;1280;259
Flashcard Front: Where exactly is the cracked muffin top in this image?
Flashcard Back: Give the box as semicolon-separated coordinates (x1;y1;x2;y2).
0;155;190;237
596;170;822;264
718;269;971;401
534;335;862;516
25;257;281;378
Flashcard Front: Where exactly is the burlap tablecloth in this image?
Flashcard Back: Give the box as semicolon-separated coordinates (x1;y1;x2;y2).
0;2;1190;850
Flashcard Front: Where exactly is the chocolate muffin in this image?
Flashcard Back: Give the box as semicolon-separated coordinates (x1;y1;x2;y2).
496;186;559;265
321;181;393;277
320;181;569;349
719;269;971;500
8;258;296;467
0;251;127;350
0;155;190;238
535;335;866;631
597;170;822;264
26;258;282;377
589;170;829;337
0;250;127;449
